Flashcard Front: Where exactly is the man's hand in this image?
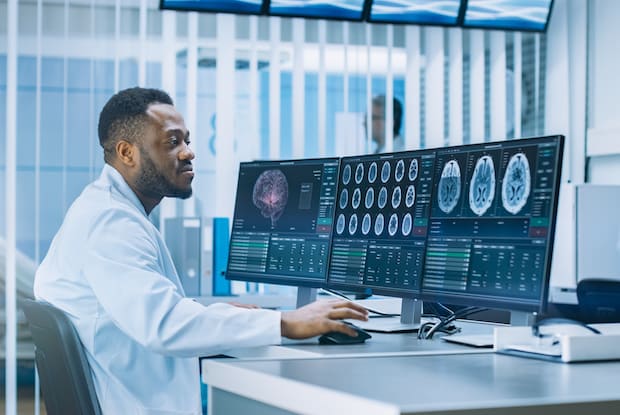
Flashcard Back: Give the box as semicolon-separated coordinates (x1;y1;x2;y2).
280;299;369;339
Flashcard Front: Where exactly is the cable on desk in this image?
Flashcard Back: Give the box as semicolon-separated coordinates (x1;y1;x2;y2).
418;306;488;340
531;317;602;339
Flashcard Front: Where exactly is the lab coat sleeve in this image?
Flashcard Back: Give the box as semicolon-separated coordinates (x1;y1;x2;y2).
82;208;282;357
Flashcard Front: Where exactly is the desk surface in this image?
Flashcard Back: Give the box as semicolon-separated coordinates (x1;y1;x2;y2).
204;353;620;415
221;319;496;360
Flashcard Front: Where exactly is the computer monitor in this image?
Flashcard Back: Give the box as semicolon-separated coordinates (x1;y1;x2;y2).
159;0;264;15
368;0;463;26
326;150;437;330
268;0;366;21
462;0;555;32
421;135;564;324
226;158;340;307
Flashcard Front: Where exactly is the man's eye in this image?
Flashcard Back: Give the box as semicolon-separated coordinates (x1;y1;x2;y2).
170;137;179;145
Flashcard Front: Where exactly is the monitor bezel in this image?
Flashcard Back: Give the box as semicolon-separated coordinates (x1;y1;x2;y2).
419;135;565;314
225;156;340;289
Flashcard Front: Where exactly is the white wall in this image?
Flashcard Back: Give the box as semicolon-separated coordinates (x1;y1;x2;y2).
587;0;620;182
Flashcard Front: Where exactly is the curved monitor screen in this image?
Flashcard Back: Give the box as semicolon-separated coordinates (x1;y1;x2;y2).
422;135;564;312
327;150;437;297
369;0;462;25
226;158;339;287
269;0;366;20
463;0;554;32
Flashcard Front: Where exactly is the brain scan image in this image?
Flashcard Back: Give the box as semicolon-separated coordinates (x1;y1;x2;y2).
362;213;371;235
336;213;346;235
402;213;412;236
365;188;375;209
349;213;358;235
388;213;399;236
395;160;405;182
355;163;364;184
408;159;419;181
374;213;385;235
352;188;361;209
502;152;531;214
437;160;461;214
342;164;351;185
381;161;391;183
368;162;378;183
391;186;402;209
339;188;349;209
378;187;388;209
252;169;289;227
468;155;496;216
405;185;416;208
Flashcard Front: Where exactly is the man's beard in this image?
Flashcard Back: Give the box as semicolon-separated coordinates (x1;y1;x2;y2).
134;148;192;200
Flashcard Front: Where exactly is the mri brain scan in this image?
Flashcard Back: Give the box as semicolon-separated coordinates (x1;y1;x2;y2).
408;159;419;181
339;189;349;209
502;152;531;214
252;169;289;227
349;213;358;235
352;188;361;209
468;155;496;216
374;213;385;235
378;187;388;209
391;186;402;209
395;160;405;182
402;213;412;236
355;163;364;184
381;161;391;183
437;160;461;214
405;185;416;208
368;162;378;183
362;213;371;235
365;188;375;209
388;213;399;236
336;213;346;235
342;164;351;185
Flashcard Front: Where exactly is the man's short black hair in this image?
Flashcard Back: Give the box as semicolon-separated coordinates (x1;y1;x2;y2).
373;94;403;136
98;87;173;163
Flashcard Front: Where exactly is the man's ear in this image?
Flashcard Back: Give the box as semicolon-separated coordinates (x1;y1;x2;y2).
116;140;138;167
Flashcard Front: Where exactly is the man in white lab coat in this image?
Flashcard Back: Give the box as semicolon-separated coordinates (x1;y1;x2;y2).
366;94;404;154
34;87;368;415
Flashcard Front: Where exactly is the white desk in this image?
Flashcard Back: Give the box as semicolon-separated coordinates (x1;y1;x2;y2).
203;353;620;415
220;320;495;360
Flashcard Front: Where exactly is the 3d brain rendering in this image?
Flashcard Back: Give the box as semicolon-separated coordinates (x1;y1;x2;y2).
252;169;289;227
469;155;496;216
438;160;461;214
502;152;531;214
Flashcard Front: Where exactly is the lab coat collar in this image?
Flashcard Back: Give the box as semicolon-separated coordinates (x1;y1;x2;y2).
101;163;149;218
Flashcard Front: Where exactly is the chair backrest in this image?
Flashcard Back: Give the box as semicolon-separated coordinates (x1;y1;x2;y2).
21;299;102;415
577;279;620;323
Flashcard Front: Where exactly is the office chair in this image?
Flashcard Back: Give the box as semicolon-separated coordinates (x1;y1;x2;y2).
21;299;102;415
577;279;620;323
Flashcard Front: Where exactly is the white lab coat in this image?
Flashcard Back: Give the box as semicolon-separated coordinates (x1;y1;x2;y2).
34;164;282;414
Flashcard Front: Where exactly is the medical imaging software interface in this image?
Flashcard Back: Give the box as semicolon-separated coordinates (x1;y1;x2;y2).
227;158;339;286
422;136;563;309
327;151;437;295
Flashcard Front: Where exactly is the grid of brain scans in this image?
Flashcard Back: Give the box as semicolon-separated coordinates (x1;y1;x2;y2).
423;137;562;307
328;150;437;295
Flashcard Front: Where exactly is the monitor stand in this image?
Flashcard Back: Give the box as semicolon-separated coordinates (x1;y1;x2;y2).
356;298;422;333
509;311;536;326
296;287;318;308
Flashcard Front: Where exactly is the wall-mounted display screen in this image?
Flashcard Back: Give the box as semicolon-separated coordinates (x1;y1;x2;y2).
463;0;554;32
268;0;366;21
369;0;463;25
160;0;264;15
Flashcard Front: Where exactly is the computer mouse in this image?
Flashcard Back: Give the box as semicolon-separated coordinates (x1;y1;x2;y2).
318;322;372;345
